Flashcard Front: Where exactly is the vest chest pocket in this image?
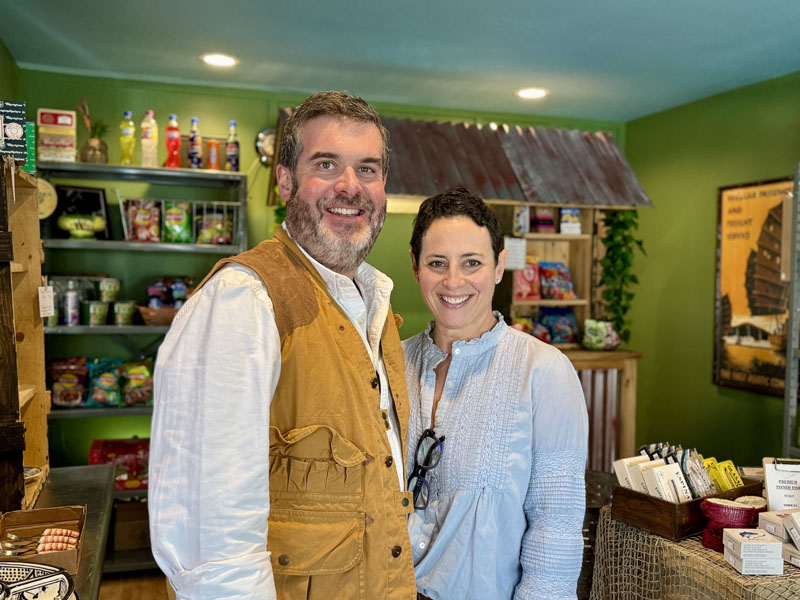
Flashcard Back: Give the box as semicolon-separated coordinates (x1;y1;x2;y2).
269;425;366;510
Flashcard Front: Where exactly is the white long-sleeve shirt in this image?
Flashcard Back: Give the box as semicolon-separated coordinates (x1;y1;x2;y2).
149;236;403;599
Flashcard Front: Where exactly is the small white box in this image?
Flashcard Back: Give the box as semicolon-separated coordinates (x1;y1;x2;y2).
783;542;800;568
724;547;783;575
722;529;783;559
759;509;800;543
783;512;800;550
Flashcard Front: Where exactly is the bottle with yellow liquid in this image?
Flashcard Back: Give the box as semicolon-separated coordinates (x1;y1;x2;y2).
119;110;136;166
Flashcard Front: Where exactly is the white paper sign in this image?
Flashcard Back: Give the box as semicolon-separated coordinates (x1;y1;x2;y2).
38;285;54;317
504;236;527;271
764;459;800;510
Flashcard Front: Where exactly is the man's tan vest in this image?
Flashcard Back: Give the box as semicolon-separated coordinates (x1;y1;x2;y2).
200;227;417;600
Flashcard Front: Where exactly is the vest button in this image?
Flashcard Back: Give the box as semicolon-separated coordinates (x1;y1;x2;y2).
338;325;345;332
278;554;290;566
402;497;409;507
371;377;379;389
392;545;402;558
385;457;393;467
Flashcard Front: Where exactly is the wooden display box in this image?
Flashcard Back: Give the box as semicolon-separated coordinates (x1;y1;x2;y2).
610;478;763;541
0;505;85;574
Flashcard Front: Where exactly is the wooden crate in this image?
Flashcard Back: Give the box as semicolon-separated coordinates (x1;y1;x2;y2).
610;478;763;541
0;158;48;511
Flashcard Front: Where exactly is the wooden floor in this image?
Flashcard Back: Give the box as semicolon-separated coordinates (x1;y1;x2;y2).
99;570;170;600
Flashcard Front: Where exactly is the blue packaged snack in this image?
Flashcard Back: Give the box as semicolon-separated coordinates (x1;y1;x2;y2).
540;307;579;344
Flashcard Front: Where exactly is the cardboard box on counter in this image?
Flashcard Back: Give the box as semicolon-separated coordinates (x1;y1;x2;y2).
758;508;800;543
783;542;800;568
0;505;85;574
724;546;783;575
723;528;783;559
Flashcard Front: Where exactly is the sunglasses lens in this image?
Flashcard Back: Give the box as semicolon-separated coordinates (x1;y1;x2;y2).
416;435;441;469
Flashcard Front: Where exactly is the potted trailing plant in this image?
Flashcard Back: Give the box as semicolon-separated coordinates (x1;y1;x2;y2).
76;98;109;163
597;209;645;344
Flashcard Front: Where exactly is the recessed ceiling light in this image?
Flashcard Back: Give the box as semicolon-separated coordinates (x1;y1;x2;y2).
516;87;549;100
201;53;239;68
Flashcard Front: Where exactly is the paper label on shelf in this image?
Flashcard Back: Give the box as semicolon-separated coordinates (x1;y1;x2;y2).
504;237;526;270
38;285;54;317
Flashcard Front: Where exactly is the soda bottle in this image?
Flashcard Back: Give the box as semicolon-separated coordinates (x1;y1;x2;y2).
165;114;181;168
188;117;203;168
225;120;240;171
140;110;159;168
119;110;135;166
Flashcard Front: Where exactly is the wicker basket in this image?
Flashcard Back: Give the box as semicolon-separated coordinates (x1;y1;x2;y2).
136;305;178;327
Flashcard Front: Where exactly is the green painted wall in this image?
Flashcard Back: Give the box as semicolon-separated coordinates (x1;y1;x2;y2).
18;68;624;465
626;70;800;466
0;39;20;100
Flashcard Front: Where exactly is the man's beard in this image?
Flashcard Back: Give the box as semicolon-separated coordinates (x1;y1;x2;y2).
285;187;386;275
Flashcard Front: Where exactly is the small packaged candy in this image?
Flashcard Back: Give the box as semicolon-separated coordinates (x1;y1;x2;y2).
531;320;552;344
559;207;581;234
512;317;533;334
539;261;576;300
513;254;541;300
540;308;579;344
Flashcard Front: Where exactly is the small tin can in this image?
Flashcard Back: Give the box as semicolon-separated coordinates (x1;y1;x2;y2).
206;139;220;170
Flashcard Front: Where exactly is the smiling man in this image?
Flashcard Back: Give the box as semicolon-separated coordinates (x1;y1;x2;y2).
149;91;417;600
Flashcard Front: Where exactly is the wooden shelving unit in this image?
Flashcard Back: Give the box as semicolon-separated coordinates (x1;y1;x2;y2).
1;158;49;511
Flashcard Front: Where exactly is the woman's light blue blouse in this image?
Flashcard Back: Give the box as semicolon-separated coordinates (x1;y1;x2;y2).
403;316;588;600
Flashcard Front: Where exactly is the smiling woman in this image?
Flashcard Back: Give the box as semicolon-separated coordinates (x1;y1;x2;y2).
403;187;589;599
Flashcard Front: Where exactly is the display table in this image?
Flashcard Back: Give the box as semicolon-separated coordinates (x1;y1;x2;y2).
34;464;115;600
589;506;800;600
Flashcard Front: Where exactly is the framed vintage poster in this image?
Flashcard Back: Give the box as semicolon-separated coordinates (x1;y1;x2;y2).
714;178;794;396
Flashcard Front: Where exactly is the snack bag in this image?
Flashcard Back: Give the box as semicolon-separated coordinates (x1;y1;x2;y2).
49;356;90;408
86;358;123;407
120;359;154;406
163;201;193;243
582;319;621;350
512;317;533;334
531;321;552;344
539;261;576;300
196;211;232;245
540;308;579;344
513;254;541;300
126;200;160;242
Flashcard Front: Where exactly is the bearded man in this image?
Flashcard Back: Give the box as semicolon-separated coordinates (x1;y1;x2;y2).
149;91;417;600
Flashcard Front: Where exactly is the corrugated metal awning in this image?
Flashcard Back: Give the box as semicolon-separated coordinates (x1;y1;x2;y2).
269;109;651;209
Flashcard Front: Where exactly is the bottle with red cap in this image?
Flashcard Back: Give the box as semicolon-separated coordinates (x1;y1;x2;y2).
165;114;181;168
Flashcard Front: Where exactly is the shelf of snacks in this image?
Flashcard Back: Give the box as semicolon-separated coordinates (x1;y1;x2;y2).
49;406;154;420
45;325;170;335
43;238;238;254
513;298;589;308
522;232;592;242
37;161;246;188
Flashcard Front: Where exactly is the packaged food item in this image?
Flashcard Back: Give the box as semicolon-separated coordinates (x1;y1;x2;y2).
531;208;555;233
540;307;579;344
126;200;161;242
163;201;193;243
582;319;621;350
539;261;576;300
559;207;581;234
120;360;154;406
49;357;90;408
513;254;541;300
89;437;149;491
196;210;232;245
86;358;123;407
512;317;533;334
531;321;552;344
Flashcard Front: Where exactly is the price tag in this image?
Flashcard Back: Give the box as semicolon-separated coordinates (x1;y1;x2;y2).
38;285;54;317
